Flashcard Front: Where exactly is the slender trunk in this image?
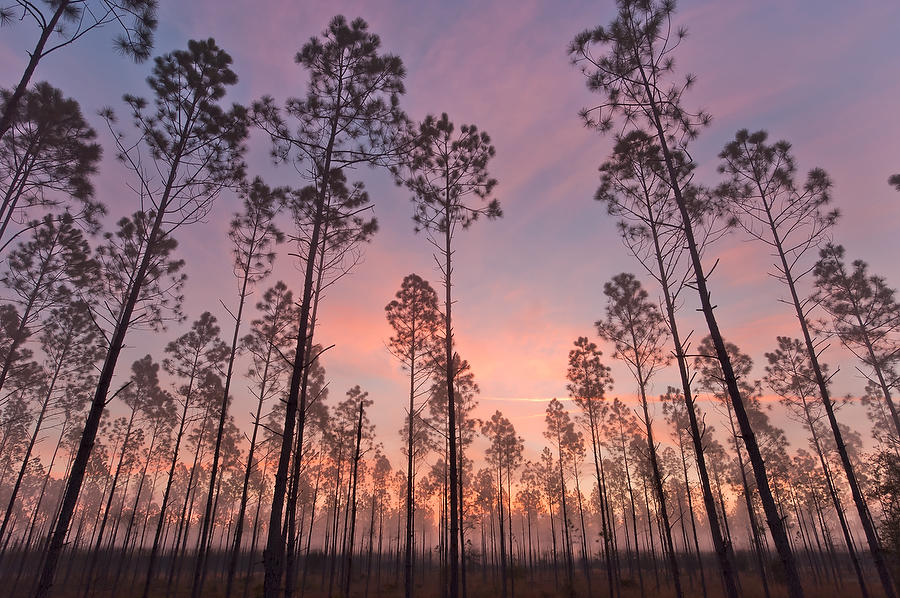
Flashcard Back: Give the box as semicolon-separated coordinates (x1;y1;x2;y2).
807;412;869;598
460;434;469;598
81;408;136;597
117;425;159;574
442;192;460;598
548;495;558;585
497;462;507;598
167;408;211;594
286;232;329;598
813;492;841;585
791;490;821;582
364;489;376;598
737;441;772;598
299;459;322;597
574;462;592;595
638;179;739;598
679;436;708;598
586;411;614;598
404;344;416;598
343;401;365;597
622;432;645;598
556;428;575;595
142;394;192;598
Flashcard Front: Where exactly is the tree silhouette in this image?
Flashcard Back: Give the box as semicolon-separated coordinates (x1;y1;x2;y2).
695;336;785;598
0;213;96;396
0;300;99;553
394;111;500;598
282;168;378;598
36;37;247;598
142;312;228;597
889;174;900;192
716;129;894;596
0;0;157;142
596;130;738;598
424;350;480;598
569;2;802;593
566;336;617;597
595;272;682;598
660;388;708;598
252;17;407;593
764;337;872;596
0;82;103;251
225;281;298;597
482;410;524;598
112;358;176;593
385;272;441;598
342;385;374;598
815;243;900;437
80;355;159;596
603;396;645;594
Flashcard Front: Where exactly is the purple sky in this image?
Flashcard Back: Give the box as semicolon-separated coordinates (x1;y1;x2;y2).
3;0;900;462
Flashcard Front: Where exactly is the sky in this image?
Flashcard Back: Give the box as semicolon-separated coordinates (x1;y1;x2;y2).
2;0;900;466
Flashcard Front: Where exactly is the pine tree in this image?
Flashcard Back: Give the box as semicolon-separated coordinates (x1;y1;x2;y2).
482;411;524;598
717;128;896;596
566;336;617;597
394;112;501;598
569;2;802;593
283;169;378;598
596;131;738;598
0;0;158;142
80;355;160;595
764;337;871;596
0;82;103;250
252;18;407;594
0;300;100;552
815;243;900;437
37;37;247;598
385;273;441;598
225;281;297;598
695;336;786;598
544;398;578;596
0;213;96;396
596;272;682;598
142;313;228;597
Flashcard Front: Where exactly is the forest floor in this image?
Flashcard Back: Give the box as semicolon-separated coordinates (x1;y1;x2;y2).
0;550;882;597
1;569;875;598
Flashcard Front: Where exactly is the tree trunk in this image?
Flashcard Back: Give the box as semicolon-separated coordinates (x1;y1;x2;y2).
82;408;137;597
343;401;365;597
441;193;461;598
